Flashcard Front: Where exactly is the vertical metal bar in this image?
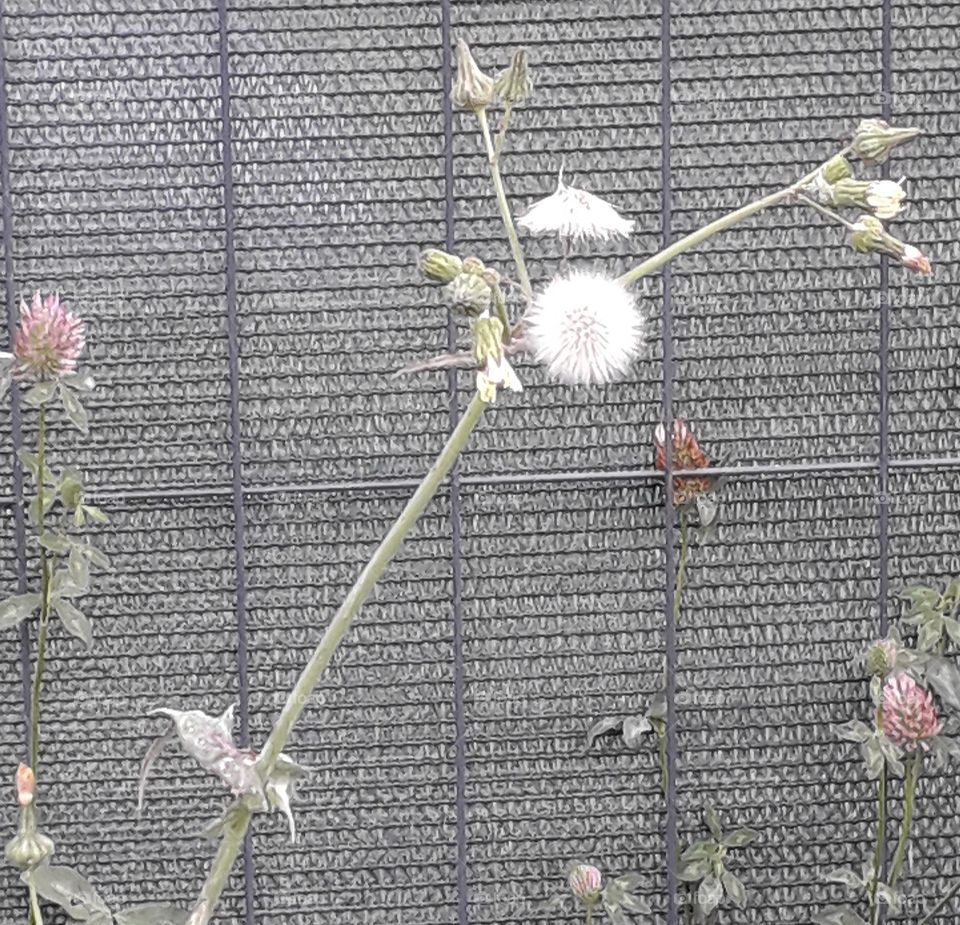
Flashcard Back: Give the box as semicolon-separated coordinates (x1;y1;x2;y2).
0;1;31;756
440;3;469;924
659;2;680;924
215;1;255;921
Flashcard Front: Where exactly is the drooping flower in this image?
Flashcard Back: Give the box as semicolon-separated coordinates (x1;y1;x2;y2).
526;272;643;386
848;215;931;275
568;863;603;905
518;172;634;242
654;418;711;507
882;673;941;751
12;291;84;381
900;244;931;274
865;178;907;218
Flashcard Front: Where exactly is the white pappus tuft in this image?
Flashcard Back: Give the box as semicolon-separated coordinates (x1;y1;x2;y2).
518;171;634;242
526;272;644;386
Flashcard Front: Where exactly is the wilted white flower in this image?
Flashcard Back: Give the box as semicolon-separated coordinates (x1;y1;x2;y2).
518;172;633;242
526;273;643;386
476;353;522;402
865;177;906;218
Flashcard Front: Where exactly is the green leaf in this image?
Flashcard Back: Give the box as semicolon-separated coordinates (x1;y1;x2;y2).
585;715;624;752
681;838;717;861
621;714;652;749
943;616;960;647
54;599;93;648
58;473;84;511
721;828;758;849
23;863;110;920
68;546;90;591
115;904;188;925
861;736;885;780
82;504;109;525
16;448;40;480
697;874;723;916
834;719;873;744
812;908;869;925
39;532;71;555
705;804;723;840
617;891;651;915
645;691;667;722
60;384;90;435
52;568;85;598
826;868;864;890
613;873;644;892
877;734;905;778
84;546;112;570
27;493;55;526
677;857;711;882
722;869;746;909
926;656;960;713
0;592;41;630
22;380;58;407
61;371;95;393
918;616;944;652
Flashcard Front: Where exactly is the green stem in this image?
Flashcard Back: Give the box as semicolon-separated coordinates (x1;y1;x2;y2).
617;152;849;289
889;753;921;890
794;192;860;231
477;108;532;300
184;394;489;925
29;404;50;774
494;102;514;160
28;884;42;925
585;903;593;925
919;879;960;924
673;511;690;626
868;707;886;923
655;725;668;798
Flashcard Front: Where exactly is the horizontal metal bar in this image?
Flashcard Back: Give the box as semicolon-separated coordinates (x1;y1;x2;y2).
0;454;959;510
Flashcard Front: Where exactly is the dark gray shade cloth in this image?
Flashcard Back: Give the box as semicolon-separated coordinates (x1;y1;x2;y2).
0;1;958;924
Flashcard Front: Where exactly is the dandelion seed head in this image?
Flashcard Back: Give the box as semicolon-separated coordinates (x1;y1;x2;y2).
527;272;644;386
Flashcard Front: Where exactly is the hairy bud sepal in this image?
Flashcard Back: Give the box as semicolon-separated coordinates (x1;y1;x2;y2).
452;39;495;112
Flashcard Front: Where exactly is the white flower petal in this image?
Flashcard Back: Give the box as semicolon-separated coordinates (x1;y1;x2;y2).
518;179;634;242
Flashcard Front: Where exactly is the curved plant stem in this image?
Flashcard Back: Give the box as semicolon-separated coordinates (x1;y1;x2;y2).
477;108;532;300
184;394;489;925
29;404;50;774
868;706;886;923
889;753;921;890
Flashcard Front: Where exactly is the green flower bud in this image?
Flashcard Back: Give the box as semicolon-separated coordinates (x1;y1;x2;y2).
850;118;921;165
418;248;463;283
460;255;486;276
452;39;495;112
4;806;54;870
493;49;532;104
471;315;505;365
820;154;852;184
865;639;898;678
848;214;888;255
443;272;492;317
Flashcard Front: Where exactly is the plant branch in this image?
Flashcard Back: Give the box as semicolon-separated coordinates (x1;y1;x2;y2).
184;394;490;925
29;404;50;774
477;108;532;300
794;192;860;231
889;752;920;890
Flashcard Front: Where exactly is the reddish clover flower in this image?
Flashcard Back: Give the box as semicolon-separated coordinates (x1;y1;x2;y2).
12;291;84;381
654;418;712;507
882;673;941;751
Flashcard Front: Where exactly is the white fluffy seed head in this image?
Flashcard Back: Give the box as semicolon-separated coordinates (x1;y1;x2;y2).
527;272;644;386
518;178;634;242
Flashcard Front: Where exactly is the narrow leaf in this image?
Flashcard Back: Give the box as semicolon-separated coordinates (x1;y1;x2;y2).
23;864;110;919
697;874;723;916
54;599;93;648
60;385;90;435
705;804;723;840
137;732;176;816
722;869;746;908
68;546;90;591
721;828;758;849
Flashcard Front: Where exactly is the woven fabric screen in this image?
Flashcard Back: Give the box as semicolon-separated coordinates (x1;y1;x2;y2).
0;1;958;923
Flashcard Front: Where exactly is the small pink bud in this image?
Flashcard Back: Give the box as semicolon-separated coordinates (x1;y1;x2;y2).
900;244;931;275
568;863;602;905
15;764;34;807
882;673;941;751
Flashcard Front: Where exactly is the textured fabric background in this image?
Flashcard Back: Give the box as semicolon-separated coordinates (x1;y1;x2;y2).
0;1;957;923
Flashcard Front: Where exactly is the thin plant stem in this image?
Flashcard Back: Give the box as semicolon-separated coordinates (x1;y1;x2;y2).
656;725;668;798
28;884;42;925
184;394;489;925
868;706;886;923
794;192;860;231
585;903;594;925
889;753;921;890
29;404;51;774
617;151;850;289
674;510;690;626
477;108;532;300
494;102;514;159
919;879;960;924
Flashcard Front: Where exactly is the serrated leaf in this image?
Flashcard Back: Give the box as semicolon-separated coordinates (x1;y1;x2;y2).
54;598;92;648
60;385;89;434
721;869;746;909
22;380;58;407
697;874;723;916
621;714;652;749
705;804;723;840
0;592;41;629
114;904;188;925
617;891;651;915
721;828;758;849
834;719;873;744
23;863;110;920
584;715;624;752
926;657;960;713
681;839;716;861
52;568;85;598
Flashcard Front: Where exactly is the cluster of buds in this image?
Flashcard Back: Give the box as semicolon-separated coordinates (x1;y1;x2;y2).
4;764;54;870
881;673;941;752
654;419;712;507
453;39;532;112
807;120;930;274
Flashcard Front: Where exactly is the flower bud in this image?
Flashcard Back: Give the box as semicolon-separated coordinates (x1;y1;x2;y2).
900;244;931;275
472;315;505;366
865;638;898;677
15;763;34;807
460;255;486;276
452;39;495;112
831;178;906;219
850;118;921;165
848;215;931;274
418;248;463;283
4;806;53;870
568;864;603;906
493;49;532;104
443;272;492;317
820;154;852;184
